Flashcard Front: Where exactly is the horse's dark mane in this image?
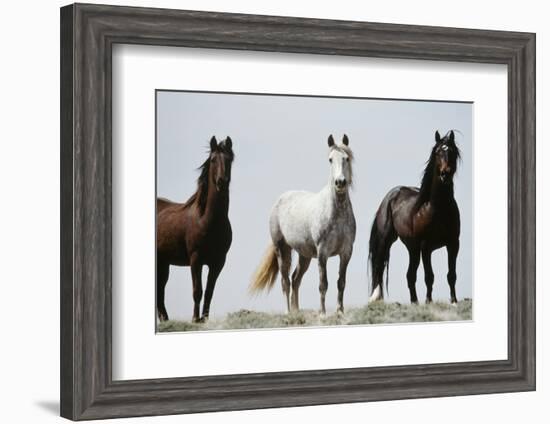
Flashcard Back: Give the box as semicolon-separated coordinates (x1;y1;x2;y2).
183;157;210;213
417;151;437;205
184;141;234;214
417;134;461;206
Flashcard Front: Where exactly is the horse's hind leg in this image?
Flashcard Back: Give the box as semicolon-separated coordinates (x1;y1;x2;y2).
275;241;292;313
406;246;421;304
157;261;170;321
290;255;311;312
421;248;435;303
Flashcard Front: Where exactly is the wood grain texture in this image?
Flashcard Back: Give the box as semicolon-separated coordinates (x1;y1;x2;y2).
60;4;74;419
60;3;536;420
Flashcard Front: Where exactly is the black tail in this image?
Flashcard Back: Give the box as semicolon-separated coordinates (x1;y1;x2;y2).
368;192;398;299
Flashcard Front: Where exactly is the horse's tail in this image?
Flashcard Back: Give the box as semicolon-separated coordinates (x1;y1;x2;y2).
249;243;279;294
368;192;397;303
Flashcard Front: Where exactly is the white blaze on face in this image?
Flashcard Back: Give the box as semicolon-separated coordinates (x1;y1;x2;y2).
329;148;351;192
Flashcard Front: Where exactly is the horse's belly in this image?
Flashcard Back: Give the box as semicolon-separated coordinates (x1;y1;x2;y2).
324;236;349;257
294;242;317;258
296;230;352;259
284;233;317;258
273;191;355;259
170;256;189;266
158;244;189;266
424;233;450;250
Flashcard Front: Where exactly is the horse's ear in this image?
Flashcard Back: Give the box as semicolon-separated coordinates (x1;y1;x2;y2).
225;136;232;149
210;136;218;151
342;134;349;146
435;130;441;143
448;130;455;143
328;135;335;147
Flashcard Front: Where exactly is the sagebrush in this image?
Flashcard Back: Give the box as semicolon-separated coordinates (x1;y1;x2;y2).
157;299;472;333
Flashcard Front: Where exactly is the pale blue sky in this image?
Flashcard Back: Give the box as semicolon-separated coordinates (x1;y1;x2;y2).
157;91;472;319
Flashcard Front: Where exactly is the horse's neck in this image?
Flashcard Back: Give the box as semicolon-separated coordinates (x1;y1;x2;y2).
202;186;229;223
320;184;351;217
428;180;455;209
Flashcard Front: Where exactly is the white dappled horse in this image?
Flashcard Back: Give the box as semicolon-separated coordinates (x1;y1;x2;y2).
250;135;356;315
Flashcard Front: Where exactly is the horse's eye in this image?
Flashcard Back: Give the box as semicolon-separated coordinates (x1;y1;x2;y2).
329;158;332;163
345;157;349;162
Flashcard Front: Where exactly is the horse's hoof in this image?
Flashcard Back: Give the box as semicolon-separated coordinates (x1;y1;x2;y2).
200;316;209;323
450;301;458;308
319;311;327;319
425;299;433;304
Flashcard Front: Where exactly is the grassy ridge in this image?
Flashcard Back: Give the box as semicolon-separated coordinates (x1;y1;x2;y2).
157;299;472;333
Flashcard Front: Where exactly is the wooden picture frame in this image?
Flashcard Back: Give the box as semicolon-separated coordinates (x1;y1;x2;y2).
60;3;536;420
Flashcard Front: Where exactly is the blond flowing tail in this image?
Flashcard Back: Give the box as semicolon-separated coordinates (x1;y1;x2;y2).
249;243;279;294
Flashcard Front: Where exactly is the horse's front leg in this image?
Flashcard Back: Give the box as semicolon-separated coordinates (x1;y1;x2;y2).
406;246;421;304
201;258;225;320
337;250;352;314
421;248;435;303
317;253;329;316
446;242;459;304
190;254;203;323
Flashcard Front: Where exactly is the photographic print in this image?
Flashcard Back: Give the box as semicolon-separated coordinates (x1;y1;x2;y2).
156;90;473;333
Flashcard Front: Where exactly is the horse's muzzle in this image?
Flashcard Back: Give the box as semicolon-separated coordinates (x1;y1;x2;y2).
335;178;347;191
216;178;229;191
439;169;453;184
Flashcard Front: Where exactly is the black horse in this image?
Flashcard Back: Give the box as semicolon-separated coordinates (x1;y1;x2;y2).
368;130;461;304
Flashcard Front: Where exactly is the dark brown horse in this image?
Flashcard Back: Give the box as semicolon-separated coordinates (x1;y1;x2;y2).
368;130;461;304
157;136;234;322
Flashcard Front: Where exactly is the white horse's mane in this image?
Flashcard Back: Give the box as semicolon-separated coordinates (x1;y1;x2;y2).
330;144;354;160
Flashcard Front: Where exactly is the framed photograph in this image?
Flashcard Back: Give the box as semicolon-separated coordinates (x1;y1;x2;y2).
60;3;535;420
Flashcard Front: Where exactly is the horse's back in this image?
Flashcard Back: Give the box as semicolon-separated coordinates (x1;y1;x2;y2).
380;186;419;214
270;190;319;228
157;197;179;214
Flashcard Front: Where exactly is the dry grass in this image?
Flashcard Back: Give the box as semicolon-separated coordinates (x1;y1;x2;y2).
157;299;472;333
